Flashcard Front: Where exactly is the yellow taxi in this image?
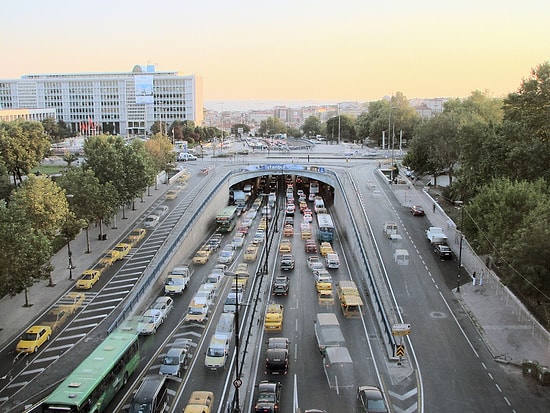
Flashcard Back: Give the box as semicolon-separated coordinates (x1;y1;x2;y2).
165;189;178;200
16;325;52;353
192;249;211;265
320;242;334;256
264;303;284;331
243;244;259;262
42;307;70;332
61;291;86;314
300;223;312;240
99;249;122;268
127;228;146;246
76;269;102;289
283;225;294;237
278;239;292;254
258;217;268;230
114;243;132;259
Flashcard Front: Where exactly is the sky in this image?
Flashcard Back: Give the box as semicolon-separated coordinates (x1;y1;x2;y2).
1;0;549;109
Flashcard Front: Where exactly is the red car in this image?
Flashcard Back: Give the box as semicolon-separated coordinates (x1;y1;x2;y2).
411;205;425;216
305;240;318;253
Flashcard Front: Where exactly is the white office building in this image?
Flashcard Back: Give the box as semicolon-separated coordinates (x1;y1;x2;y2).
0;64;203;137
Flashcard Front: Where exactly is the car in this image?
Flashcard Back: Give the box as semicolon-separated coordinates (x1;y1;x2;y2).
159;345;190;377
434;243;453;260
254;380;282;413
307;255;324;271
127;228;146;246
165;189;178;200
151;296;174;320
283;225;294;237
113;243;132;259
299;201;308;213
241;217;254;227
264;303;284;331
16;325;52;353
244;244;259;262
235;263;249;277
76;269;102;289
303;213;313;224
258;217;269;230
154;205;169;217
285;204;295;216
305;239;318;253
411;205;425;216
137;309;164;335
99;249;122;268
218;246;235;264
265;345;289;375
278;239;292;254
284;216;294;227
272;276;290;296
237;225;250;236
206;234;223;251
144;214;160;228
231;233;246;248
42;307;70;332
61;291;86;314
319;242;333;256
357;385;387;413
308;193;316;202
178;152;197;161
253;230;266;244
192;249;211;264
279;254;295;271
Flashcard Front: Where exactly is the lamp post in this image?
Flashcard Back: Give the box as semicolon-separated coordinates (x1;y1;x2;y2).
66;194;76;281
388;105;396;182
224;270;241;413
456;201;464;292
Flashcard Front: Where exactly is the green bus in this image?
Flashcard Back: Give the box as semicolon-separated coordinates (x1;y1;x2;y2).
42;327;140;413
216;205;239;233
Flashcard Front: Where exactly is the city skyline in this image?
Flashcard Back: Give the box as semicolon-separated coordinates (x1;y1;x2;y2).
1;0;548;104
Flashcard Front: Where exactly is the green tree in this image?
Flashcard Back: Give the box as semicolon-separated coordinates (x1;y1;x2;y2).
0;121;51;185
258;117;286;136
145;133;175;187
302;116;322;137
326;115;356;142
0;201;52;306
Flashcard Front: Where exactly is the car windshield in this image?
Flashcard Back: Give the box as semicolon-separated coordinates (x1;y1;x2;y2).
207;348;225;357
21;332;38;341
367;399;385;409
163;356;178;365
188;307;204;315
258;393;276;403
165;277;183;285
82;274;93;280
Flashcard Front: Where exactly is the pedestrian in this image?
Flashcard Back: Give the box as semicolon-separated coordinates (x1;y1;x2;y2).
479;271;484;286
432;203;436;213
472;271;477;286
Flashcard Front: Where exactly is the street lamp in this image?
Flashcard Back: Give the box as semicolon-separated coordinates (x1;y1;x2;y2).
224;270;241;413
388;105;396;182
456;201;464;292
65;194;76;281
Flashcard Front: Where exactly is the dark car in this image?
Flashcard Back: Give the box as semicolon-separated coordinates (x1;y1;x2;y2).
411;205;425;216
255;381;282;413
272;276;290;296
265;347;289;374
357;385;387;413
284;216;294;227
279;255;295;271
434;243;453;260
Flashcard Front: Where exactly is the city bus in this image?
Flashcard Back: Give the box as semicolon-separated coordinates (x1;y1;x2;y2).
42;327;140;413
317;213;334;243
216;206;239;233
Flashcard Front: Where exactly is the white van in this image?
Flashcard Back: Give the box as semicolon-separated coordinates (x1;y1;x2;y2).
314;197;326;214
215;312;235;341
178;152;197;161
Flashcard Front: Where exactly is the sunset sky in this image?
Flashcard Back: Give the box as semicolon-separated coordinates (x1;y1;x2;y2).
1;0;548;106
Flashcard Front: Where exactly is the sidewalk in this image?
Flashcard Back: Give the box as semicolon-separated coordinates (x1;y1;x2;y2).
390;175;550;368
0;185;163;349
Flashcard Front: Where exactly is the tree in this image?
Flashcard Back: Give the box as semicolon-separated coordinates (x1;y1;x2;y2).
258;117;286;136
145;133;175;187
41;118;73;142
326;115;356;142
10;175;69;241
0;121;51;186
0;201;52;306
122;139;155;210
302;116;322;137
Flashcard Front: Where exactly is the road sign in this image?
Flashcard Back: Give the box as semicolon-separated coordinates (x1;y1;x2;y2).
396;345;406;357
392;323;411;336
233;378;242;388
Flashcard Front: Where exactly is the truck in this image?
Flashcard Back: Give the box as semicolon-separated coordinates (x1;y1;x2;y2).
164;265;192;295
314;313;346;355
425;226;448;245
323;346;355;392
233;190;247;206
337;281;363;319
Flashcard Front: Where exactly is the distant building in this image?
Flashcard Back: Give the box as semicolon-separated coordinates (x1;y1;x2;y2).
410;98;448;118
0;65;203;137
0;108;56;122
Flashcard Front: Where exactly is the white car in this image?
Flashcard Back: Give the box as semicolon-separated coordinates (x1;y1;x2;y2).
252;230;265;244
150;296;174;320
241;217;253;227
218;246;235;264
137;309;164;335
231;233;245;249
154;205;169;217
144;214;160;228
